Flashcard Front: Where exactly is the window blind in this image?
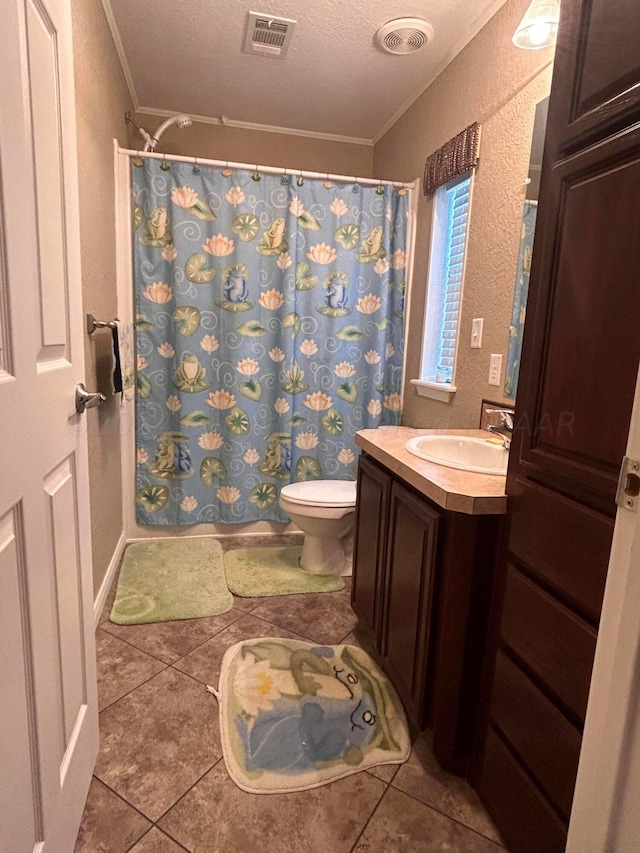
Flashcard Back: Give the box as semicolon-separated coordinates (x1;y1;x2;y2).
436;177;471;383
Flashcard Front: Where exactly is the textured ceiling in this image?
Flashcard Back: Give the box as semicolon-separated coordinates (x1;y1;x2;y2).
107;0;508;141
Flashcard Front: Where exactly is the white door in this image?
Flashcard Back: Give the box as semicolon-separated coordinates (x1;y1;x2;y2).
0;0;98;851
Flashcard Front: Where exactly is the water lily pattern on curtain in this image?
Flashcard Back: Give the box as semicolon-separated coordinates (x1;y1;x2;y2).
133;159;409;525
504;200;537;400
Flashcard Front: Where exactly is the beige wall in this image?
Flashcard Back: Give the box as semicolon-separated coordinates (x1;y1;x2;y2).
72;0;135;595
373;0;554;429
134;113;373;177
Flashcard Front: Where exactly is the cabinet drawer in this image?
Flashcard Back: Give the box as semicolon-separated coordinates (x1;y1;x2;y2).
491;650;581;820
501;567;597;722
477;727;567;853
509;478;612;623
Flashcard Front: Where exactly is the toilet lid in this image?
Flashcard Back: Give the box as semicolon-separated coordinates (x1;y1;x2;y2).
281;479;357;507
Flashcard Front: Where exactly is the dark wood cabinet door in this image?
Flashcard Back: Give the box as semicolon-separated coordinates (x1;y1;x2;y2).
515;125;640;509
380;480;439;725
475;0;640;849
351;453;391;645
548;0;640;155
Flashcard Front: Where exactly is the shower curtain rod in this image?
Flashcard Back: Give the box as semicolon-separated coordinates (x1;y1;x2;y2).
118;146;416;190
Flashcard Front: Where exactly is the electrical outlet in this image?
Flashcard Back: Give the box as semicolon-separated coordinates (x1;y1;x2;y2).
471;318;483;348
488;354;503;386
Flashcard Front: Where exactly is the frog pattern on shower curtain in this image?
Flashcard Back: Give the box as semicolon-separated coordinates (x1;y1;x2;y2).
133;159;409;525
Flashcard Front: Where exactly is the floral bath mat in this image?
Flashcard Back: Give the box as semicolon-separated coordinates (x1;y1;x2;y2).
209;637;410;793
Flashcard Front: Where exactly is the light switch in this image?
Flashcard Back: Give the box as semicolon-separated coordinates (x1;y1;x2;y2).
471;318;483;348
488;353;503;386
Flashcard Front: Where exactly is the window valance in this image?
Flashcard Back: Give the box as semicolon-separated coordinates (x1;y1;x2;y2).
423;123;481;197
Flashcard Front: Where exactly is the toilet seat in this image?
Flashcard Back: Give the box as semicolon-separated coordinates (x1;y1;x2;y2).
280;479;356;508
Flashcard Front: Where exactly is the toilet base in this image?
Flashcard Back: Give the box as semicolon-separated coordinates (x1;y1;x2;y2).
299;533;351;576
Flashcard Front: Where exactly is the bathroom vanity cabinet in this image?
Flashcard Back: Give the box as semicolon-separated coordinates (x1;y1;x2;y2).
352;456;438;726
351;429;507;776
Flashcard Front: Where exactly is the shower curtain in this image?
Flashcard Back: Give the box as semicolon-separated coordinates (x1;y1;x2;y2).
132;158;409;525
504;200;537;400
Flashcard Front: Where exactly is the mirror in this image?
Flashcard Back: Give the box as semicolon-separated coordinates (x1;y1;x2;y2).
504;96;550;399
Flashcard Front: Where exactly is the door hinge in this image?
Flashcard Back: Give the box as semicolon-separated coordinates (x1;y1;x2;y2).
616;456;640;512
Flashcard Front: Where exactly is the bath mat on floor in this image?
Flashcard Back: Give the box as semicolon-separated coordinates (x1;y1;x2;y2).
224;546;344;597
209;637;410;794
110;538;233;625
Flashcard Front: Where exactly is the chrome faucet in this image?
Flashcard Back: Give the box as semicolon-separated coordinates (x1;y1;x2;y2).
486;408;515;450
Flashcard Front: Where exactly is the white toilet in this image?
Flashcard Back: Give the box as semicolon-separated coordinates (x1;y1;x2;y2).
279;479;357;576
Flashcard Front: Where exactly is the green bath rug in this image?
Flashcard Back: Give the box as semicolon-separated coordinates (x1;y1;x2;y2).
211;637;410;794
110;538;233;625
224;546;344;597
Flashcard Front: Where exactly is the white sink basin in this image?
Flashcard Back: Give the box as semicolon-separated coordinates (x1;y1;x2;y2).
404;434;508;476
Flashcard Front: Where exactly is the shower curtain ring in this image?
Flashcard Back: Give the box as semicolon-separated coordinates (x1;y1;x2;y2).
296;172;304;187
252;166;261;182
133;150;143;167
352;177;360;193
222;161;232;177
376;181;385;195
280;168;289;186
192;157;201;176
324;173;332;189
160;154;170;171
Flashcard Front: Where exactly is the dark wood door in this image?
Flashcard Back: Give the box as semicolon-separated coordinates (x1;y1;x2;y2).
380;480;439;725
351;453;391;645
474;2;640;850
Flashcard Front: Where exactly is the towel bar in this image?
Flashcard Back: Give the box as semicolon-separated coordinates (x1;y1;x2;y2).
86;313;118;335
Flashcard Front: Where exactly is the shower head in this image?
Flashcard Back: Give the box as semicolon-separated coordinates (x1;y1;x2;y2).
143;114;193;151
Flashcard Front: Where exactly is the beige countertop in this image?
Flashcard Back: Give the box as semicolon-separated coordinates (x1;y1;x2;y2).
356;427;508;515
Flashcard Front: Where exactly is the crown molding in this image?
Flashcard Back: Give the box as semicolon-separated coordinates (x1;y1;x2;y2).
136;107;373;147
100;0;509;149
100;0;139;110
372;0;509;145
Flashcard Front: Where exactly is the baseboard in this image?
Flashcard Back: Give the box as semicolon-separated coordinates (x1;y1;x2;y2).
93;531;126;629
124;529;301;544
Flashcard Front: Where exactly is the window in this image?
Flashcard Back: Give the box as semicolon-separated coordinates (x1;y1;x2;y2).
414;171;472;401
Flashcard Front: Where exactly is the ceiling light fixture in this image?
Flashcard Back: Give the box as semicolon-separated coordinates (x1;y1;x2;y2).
512;0;560;50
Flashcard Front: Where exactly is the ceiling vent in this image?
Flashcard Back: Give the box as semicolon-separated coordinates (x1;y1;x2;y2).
244;12;297;59
375;18;434;55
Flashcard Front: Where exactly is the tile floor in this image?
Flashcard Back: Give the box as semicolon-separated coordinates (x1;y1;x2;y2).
75;536;506;853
